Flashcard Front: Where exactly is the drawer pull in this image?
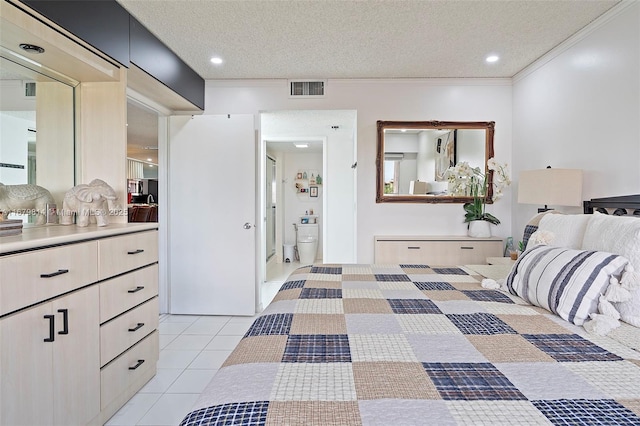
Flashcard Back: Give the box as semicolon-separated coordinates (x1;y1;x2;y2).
407;246;421;250
57;309;69;335
128;322;145;332
40;269;69;278
128;286;145;294
129;359;145;370
44;315;55;342
460;246;474;250
128;249;144;255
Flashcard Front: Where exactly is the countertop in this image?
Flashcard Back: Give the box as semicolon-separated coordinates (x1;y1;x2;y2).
0;222;158;254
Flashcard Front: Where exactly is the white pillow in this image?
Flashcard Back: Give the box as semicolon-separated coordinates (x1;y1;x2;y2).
614;266;640;328
505;245;629;326
616;288;640;327
538;213;591;249
525;229;555;250
582;213;640;328
582;212;640;271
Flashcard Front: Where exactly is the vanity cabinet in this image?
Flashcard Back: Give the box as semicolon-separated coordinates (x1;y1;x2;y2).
0;286;100;426
0;224;159;426
374;235;503;265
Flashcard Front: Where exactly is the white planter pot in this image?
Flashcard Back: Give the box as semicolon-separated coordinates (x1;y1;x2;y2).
468;220;492;238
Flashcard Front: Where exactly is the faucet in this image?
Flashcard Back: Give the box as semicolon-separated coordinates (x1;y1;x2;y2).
147;194;155;204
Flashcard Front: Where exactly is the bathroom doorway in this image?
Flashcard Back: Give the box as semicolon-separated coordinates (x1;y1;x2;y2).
264;139;324;279
258;109;357;308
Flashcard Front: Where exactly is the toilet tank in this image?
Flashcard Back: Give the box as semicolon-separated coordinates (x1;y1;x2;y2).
297;223;319;240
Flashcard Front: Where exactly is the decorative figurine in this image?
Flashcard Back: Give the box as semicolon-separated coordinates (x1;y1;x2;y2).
60;179;120;227
0;183;55;225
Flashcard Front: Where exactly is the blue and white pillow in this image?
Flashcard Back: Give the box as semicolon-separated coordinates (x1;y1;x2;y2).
505;245;629;325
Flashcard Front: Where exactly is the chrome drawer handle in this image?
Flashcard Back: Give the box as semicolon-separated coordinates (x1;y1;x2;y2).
129;359;145;370
128;322;145;332
460;246;474;250
127;249;144;255
407;246;421;250
40;269;69;278
128;286;145;294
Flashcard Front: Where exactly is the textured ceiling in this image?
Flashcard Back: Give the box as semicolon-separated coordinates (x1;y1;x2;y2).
116;0;619;80
118;0;620;162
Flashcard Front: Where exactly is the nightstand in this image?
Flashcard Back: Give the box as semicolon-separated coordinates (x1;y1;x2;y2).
465;263;514;280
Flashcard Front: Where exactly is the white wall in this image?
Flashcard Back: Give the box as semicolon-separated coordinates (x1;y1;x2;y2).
205;79;513;263
512;2;640;241
456;129;485;165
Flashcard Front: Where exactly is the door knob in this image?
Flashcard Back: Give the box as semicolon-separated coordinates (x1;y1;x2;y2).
243;222;254;230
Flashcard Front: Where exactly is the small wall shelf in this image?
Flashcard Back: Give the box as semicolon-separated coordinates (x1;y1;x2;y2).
294;170;322;195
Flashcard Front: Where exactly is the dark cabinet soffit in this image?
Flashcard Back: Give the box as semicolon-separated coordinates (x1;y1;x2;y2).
20;0;204;110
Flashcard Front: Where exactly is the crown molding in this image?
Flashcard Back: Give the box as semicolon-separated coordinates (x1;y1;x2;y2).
513;0;637;83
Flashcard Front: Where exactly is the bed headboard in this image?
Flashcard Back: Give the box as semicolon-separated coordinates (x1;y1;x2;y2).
583;194;640;216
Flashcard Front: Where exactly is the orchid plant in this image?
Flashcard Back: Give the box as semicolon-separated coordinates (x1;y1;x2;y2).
444;158;511;225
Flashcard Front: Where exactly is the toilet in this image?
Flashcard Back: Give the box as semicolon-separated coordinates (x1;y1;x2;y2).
296;223;318;264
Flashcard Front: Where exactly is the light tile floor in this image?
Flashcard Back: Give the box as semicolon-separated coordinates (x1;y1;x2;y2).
105;261;301;426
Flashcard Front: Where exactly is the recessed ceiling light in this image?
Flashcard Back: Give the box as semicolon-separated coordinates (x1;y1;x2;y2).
210;56;223;65
294;143;308;148
401;129;407;132
147;158;152;161
486;55;499;63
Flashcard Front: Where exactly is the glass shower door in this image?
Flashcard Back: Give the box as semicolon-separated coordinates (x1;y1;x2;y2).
266;155;276;261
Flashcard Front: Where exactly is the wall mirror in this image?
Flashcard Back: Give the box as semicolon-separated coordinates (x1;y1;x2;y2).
0;54;76;223
376;120;495;203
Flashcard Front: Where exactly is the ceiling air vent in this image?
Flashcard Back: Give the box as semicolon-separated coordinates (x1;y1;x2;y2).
289;80;325;98
24;81;36;98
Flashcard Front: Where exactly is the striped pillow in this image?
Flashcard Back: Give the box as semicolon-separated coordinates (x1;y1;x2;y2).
505;245;629;325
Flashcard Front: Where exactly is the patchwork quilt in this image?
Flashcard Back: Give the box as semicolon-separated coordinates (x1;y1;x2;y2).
180;264;640;426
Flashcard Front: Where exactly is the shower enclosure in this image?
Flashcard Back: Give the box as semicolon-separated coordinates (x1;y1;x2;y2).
266;155;276;261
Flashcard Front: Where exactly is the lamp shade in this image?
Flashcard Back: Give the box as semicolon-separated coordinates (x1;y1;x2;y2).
518;168;583;207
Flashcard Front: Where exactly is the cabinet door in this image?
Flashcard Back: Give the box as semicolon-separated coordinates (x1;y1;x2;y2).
0;304;55;426
52;286;100;425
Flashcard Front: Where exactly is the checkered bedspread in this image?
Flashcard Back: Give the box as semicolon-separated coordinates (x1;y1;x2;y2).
180;264;640;426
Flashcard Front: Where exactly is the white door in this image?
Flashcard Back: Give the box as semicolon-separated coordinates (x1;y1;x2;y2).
168;114;256;315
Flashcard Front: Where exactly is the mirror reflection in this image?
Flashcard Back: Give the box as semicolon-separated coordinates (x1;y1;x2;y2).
126;99;160;223
0;55;76;223
376;121;495;203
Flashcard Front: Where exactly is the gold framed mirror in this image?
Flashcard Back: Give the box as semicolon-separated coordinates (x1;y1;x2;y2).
376;120;495;203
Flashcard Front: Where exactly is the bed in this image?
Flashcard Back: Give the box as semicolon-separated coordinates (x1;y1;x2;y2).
180;197;640;426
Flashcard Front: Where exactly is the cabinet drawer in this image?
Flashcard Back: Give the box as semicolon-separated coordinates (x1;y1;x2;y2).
100;264;158;323
374;241;429;264
100;297;159;367
98;231;158;280
0;241;98;316
375;239;503;265
101;331;158;410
